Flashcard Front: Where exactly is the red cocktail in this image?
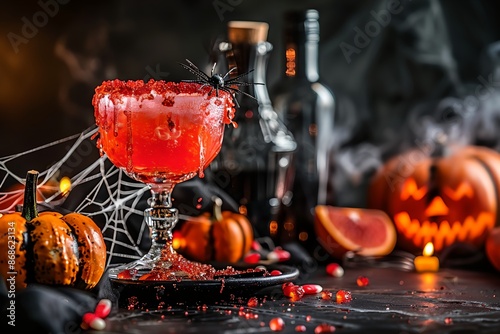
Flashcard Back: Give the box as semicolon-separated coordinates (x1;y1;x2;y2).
94;80;234;184
93;79;235;278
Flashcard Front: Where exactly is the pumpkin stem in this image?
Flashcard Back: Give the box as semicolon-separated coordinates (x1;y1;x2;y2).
212;196;223;222
430;130;449;157
22;170;39;221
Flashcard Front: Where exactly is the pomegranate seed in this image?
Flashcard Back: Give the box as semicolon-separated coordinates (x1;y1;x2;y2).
444;317;453;325
289;286;305;301
306;315;312;322
282;282;296;296
270;270;282;276
325;263;344;277
94;299;112;318
314;323;336;333
269;317;285;331
356;276;369;287
295;324;307;332
247;297;258;307
321;290;333;300
302;284;323;294
82;313;106;331
283;283;305;300
244;252;261;264
336;290;352;303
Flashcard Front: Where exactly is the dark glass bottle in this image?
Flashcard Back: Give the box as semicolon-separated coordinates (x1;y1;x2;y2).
208;21;296;240
271;10;336;247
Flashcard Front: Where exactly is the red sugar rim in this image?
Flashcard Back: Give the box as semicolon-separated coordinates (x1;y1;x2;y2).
92;79;232;102
92;79;237;126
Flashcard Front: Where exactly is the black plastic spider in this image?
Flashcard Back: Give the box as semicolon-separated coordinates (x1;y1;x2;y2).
179;59;262;107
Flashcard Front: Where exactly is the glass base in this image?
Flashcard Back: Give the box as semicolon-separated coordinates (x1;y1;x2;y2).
108;189;187;280
107;243;162;279
108;242;189;280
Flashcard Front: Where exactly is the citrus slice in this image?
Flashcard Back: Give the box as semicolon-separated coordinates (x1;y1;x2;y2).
314;205;397;259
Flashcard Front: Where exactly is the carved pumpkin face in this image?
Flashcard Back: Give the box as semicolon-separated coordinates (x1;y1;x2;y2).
369;145;500;253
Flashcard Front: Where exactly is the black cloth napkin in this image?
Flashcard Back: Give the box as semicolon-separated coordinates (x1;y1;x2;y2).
0;278;97;334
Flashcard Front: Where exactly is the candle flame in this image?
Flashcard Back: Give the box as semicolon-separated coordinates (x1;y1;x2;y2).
423;242;434;257
59;176;72;195
172;231;185;250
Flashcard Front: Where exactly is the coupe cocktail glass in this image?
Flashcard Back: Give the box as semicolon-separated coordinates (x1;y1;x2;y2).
93;79;235;279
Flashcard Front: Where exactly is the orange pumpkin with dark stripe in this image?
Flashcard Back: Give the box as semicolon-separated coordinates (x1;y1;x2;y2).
177;198;253;263
0;170;106;290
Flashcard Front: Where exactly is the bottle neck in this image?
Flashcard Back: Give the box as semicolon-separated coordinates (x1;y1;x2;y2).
224;41;273;111
288;40;319;82
284;11;320;82
222;40;296;152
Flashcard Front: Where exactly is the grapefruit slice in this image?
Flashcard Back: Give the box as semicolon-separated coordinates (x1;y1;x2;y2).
314;205;397;259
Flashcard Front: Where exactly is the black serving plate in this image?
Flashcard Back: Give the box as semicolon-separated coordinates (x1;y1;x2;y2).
110;264;300;309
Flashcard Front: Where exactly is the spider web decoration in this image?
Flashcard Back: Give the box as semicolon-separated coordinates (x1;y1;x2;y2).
0;126;152;267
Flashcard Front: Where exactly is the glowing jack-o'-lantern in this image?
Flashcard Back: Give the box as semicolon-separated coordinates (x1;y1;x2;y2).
369;145;500;253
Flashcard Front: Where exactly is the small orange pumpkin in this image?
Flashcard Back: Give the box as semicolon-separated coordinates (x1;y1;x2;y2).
0;170;106;290
176;197;253;263
369;144;500;253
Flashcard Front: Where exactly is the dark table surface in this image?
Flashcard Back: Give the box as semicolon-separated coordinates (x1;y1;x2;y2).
93;264;500;334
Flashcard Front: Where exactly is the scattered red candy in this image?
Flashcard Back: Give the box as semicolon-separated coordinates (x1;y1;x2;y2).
270;317;285;331
268;248;291;262
251;240;262;251
302;284;323;295
270;270;282;276
244;252;261;264
247;297;259;307
325;263;344;277
336;290;352;304
94;299;112;318
314;323;336;333
295;324;307;332
81;299;113;330
356;276;369;287
256;265;267;272
321;290;333;300
82;312;106;331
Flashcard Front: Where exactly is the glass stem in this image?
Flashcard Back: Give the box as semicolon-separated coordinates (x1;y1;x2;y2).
144;183;178;257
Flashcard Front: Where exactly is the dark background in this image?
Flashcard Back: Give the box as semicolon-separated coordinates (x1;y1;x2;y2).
1;0;500;206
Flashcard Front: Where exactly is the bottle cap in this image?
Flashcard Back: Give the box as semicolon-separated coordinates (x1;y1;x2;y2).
227;21;269;44
285;9;319;42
